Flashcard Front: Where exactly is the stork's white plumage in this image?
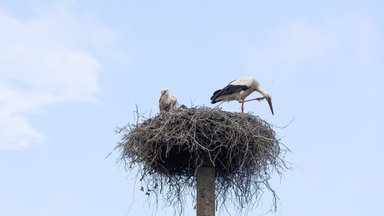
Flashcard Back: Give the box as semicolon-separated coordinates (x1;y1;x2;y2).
159;88;177;112
210;77;274;114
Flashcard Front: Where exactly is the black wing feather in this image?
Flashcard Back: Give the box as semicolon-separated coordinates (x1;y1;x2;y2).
210;84;249;103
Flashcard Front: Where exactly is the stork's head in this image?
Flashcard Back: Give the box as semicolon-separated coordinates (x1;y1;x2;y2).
255;86;274;115
160;88;169;96
263;93;274;115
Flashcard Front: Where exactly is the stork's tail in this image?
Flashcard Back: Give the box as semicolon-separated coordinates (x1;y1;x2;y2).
210;89;222;104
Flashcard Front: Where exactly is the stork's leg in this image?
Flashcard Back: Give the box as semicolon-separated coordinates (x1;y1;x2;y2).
243;97;265;102
240;100;244;113
239;97;265;113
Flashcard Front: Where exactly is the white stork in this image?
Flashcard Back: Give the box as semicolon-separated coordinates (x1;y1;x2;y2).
210;77;274;114
159;88;177;112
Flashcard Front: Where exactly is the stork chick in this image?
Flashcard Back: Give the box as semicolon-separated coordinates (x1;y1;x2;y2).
159;88;177;112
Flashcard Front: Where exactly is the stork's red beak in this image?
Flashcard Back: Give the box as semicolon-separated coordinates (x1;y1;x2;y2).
267;98;274;115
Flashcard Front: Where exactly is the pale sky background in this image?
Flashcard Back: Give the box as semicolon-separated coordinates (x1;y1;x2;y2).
0;0;383;215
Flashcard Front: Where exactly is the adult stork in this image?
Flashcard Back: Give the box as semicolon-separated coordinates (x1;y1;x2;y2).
159;88;177;112
210;77;274;114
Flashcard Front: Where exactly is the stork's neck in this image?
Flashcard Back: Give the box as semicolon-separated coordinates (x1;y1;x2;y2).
162;93;169;98
256;86;268;97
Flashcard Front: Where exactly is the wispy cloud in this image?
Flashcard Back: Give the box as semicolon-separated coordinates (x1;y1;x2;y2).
0;4;113;149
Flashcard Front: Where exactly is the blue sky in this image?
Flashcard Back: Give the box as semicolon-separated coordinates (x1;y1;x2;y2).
1;0;383;215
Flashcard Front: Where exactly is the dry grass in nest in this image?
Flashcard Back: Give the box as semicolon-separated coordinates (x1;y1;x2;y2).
116;106;288;213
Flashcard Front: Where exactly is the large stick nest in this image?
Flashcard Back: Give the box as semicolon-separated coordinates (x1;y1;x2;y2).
116;107;287;213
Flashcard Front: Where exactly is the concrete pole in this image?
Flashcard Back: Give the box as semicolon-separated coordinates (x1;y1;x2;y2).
196;166;215;216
